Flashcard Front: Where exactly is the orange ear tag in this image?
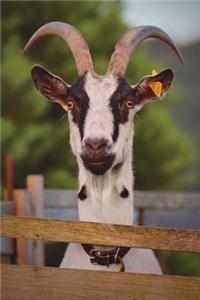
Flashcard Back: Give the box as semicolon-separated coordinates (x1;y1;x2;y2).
148;69;163;97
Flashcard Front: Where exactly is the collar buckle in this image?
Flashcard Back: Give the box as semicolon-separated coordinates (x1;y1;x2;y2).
89;249;99;265
89;248;116;266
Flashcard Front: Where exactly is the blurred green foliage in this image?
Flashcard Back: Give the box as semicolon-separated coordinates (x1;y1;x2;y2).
1;1;196;191
159;251;200;276
134;104;196;190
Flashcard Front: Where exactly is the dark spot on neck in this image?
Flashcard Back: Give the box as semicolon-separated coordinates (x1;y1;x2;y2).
120;187;129;198
67;74;89;140
78;185;87;200
109;77;134;142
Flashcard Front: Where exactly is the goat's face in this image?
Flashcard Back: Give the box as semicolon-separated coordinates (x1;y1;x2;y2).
25;22;183;175
32;66;174;175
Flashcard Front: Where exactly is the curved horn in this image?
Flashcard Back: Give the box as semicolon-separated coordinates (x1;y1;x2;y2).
107;26;184;77
24;21;94;76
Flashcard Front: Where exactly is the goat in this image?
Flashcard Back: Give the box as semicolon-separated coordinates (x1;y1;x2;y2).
24;22;183;273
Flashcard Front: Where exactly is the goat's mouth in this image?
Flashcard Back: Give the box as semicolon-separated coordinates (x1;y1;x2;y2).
81;154;115;175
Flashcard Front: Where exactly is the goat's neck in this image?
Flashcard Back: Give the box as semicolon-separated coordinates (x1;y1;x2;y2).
77;139;134;225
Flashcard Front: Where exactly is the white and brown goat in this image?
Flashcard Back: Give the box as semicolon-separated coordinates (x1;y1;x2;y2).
25;22;183;273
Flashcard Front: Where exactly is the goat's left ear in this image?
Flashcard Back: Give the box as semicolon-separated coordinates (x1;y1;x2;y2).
133;68;174;108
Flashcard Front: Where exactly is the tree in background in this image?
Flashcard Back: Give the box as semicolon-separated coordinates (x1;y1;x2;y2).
1;1;196;191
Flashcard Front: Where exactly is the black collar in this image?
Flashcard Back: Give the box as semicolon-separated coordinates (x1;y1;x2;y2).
82;244;130;272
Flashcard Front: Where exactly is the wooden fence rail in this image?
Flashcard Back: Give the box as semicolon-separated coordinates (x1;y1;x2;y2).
1;216;200;253
1;180;200;265
44;189;200;209
2;264;200;300
1;215;200;300
1;175;200;299
2;189;200;210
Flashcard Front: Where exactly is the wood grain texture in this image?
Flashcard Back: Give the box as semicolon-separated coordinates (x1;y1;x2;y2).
1;191;36;263
2;201;200;230
2;264;200;300
1;216;200;253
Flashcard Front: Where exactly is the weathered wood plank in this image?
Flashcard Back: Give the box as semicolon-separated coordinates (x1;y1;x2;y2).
44;207;79;220
1;216;200;253
144;210;200;230
44;207;200;229
2;190;200;211
44;189;200;209
1;191;34;259
135;191;200;209
1;201;16;215
45;189;78;208
2;264;200;300
0;238;13;255
0;202;15;255
1;255;12;264
2;201;200;230
15;190;26;265
3;201;200;230
27;175;44;217
27;175;45;266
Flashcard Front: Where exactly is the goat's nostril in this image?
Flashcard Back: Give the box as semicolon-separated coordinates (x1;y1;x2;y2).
85;141;94;151
84;138;109;152
98;141;107;150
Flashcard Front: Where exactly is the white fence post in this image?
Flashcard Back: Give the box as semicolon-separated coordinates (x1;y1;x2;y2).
26;175;45;266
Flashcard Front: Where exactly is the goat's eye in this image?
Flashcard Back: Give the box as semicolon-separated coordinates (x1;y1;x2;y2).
66;101;74;110
125;100;134;109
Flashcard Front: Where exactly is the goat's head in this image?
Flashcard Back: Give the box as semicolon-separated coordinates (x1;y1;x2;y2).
25;22;183;175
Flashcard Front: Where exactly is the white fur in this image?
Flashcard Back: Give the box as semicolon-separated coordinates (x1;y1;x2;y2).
83;73;117;145
60;72;162;274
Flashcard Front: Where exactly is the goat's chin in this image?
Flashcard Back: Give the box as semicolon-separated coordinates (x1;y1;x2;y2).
81;154;115;175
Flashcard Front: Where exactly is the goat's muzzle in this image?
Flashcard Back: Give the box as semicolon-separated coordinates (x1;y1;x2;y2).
81;138;115;175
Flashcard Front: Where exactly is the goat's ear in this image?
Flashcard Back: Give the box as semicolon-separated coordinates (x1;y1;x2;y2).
133;68;174;108
31;65;69;103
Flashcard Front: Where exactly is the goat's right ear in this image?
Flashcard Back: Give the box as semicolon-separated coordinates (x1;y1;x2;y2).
31;65;69;103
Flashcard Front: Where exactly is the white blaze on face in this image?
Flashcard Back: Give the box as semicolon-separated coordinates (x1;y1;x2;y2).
83;73;118;144
67;72;136;173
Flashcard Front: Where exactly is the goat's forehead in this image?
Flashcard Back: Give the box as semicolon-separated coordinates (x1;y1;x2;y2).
84;73;118;104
